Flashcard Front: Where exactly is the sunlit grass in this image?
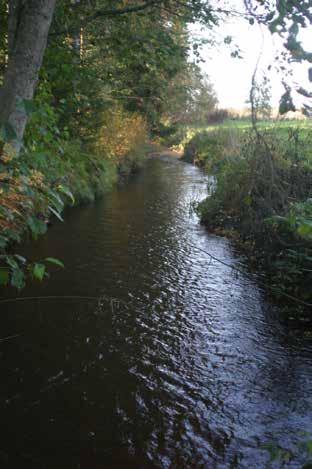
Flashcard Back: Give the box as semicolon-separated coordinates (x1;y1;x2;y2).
173;118;312;151
192;118;312;132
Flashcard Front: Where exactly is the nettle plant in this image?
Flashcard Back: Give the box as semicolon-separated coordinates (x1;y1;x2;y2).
0;109;74;289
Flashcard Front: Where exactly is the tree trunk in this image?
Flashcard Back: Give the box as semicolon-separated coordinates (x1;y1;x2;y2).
0;0;56;155
8;0;21;57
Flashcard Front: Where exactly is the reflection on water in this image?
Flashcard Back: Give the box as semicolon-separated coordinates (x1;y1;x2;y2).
1;155;312;468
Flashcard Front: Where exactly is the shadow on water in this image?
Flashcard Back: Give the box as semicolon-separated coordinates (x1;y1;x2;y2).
1;155;312;468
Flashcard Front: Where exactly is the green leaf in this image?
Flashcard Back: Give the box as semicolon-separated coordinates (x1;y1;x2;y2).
48;190;64;212
14;255;26;264
0;235;8;250
6;256;19;270
0;269;9;286
45;257;64;268
11;268;25;289
48;206;64;222
57;185;75;205
27;217;47;239
297;221;312;239
32;263;46;281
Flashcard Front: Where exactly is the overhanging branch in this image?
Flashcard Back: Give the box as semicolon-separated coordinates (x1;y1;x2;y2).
50;0;160;37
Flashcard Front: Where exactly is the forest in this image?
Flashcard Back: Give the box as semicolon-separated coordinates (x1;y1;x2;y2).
0;1;312;467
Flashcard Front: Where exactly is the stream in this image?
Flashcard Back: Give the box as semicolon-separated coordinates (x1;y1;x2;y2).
1;153;312;468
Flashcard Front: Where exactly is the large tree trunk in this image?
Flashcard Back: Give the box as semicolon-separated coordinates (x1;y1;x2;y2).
0;0;56;155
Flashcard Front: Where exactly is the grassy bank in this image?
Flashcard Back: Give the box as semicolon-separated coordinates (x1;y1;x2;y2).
182;120;312;312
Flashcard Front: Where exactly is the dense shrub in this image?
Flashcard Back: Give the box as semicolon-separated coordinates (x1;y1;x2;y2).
193;126;312;306
94;106;148;163
0;99;148;288
161;125;189;148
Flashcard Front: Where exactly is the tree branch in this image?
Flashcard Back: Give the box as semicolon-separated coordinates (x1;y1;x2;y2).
50;0;160;37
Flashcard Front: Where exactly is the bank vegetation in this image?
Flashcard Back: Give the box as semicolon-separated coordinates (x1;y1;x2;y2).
182;119;312;312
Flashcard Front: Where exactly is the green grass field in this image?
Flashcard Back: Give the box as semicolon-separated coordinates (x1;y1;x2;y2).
206;118;312;131
173;118;312;152
190;118;312;134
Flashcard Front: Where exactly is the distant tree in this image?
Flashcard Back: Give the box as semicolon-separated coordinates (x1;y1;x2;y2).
0;0;219;152
1;0;311;155
164;66;217;125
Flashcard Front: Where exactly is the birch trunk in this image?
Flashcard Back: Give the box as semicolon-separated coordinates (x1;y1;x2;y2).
0;0;56;155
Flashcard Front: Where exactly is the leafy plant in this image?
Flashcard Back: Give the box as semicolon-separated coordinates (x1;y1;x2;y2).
193;125;312;306
0;121;73;288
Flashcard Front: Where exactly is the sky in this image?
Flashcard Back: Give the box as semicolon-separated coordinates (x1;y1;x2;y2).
190;6;312;110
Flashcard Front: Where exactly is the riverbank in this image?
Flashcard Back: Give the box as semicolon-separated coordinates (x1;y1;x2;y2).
180;122;312;313
0;132;153;288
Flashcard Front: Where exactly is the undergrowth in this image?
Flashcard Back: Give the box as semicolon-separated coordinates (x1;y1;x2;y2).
185;126;312;310
0;96;148;288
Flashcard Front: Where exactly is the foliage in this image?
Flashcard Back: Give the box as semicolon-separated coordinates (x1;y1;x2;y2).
279;85;296;115
1;0;217;288
191;124;312;306
206;109;233;124
0;72;148;288
162;67;218;126
0;0;309;291
183;127;243;168
0;129;71;288
244;0;312;113
248;74;272;120
94;106;148;164
42;1;217;135
159;124;190;148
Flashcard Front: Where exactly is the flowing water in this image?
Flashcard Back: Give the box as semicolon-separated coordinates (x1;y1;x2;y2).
1;154;312;468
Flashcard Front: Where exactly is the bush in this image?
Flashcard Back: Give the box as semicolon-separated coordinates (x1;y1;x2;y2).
93;105;148;164
161;125;189;148
0;99;149;288
195;126;312;306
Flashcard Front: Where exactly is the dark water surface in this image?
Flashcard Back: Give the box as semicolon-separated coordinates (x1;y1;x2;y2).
1;155;312;468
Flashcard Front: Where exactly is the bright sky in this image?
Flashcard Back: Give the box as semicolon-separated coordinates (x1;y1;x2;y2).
190;6;312;110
